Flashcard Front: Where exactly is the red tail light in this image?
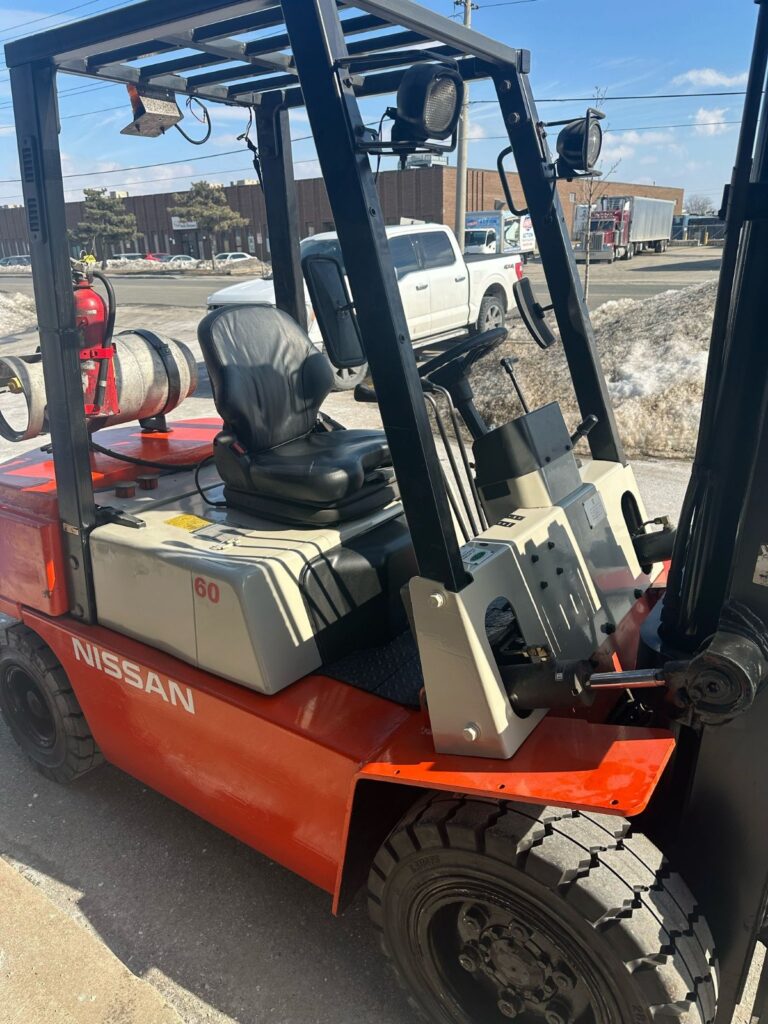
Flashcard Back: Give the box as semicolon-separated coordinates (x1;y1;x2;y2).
515;260;524;281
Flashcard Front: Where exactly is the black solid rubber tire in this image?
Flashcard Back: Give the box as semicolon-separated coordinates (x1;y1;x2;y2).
0;623;103;783
369;795;719;1024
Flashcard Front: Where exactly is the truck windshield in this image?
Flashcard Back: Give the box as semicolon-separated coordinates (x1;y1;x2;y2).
465;230;492;247
591;218;615;231
504;221;520;246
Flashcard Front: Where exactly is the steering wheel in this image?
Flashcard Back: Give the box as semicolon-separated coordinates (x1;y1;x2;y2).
352;326;508;405
417;326;508;383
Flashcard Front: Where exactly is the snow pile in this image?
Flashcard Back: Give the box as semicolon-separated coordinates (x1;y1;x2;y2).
472;280;716;459
0;291;37;337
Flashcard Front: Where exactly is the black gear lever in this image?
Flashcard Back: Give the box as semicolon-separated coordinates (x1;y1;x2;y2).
570;414;598;446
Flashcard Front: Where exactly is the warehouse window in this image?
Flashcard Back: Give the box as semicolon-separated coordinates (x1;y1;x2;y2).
569;192;576;203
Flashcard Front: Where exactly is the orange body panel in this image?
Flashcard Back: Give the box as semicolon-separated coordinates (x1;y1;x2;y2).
22;609;675;905
356;714;674;816
0;504;66;615
0;419;219;616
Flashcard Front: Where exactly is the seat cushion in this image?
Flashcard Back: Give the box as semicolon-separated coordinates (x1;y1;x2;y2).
247;428;391;504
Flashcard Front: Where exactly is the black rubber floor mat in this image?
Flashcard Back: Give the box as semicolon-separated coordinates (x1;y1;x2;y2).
322;630;423;707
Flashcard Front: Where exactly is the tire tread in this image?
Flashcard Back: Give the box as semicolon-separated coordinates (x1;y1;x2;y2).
369;798;718;1024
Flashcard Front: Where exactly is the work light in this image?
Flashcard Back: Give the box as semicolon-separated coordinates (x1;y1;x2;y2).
555;108;605;177
390;64;464;145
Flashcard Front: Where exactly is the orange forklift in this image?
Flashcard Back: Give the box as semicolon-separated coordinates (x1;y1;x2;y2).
1;2;768;1022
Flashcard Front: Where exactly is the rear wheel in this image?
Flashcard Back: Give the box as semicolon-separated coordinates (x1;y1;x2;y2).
476;292;507;332
369;796;718;1024
0;623;103;783
331;361;368;391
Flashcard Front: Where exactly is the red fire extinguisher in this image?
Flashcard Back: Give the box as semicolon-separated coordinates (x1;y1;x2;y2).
72;266;119;417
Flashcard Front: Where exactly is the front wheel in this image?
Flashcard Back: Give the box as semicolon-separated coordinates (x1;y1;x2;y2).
476;292;507;333
369;796;718;1024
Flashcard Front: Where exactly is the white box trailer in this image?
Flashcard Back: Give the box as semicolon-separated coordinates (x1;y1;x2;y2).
574;195;675;262
465;210;537;261
603;195;676;246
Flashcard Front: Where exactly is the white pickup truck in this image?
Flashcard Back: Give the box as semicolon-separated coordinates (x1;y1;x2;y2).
207;222;523;388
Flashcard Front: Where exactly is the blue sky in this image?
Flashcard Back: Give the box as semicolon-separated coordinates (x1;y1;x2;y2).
0;0;759;208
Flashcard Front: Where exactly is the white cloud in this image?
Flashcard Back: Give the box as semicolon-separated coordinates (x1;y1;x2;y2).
673;67;748;87
467;121;487;140
692;107;730;136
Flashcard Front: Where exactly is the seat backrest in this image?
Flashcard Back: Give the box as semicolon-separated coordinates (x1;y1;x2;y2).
198;303;334;453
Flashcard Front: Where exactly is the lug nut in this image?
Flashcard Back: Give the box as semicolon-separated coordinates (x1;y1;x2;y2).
458;947;480;973
552;970;574;991
428;592;445;609
461;906;488;939
115;482;136;498
498;992;523;1018
137;474;159;491
463;722;480;743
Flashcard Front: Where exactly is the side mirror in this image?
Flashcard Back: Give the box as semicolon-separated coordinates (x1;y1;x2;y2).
301;255;366;369
512;277;557;350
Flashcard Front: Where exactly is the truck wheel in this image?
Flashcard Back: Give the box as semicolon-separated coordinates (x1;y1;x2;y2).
331;361;368;392
477;292;507;332
369;796;718;1024
0;624;103;783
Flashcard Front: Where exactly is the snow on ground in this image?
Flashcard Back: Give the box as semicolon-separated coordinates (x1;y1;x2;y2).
472;280;716;460
0;291;37;336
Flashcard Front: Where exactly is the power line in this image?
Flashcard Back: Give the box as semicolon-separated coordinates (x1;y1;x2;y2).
0;0;128;44
471;90;747;104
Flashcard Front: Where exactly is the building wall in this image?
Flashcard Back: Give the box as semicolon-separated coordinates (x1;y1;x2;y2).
0;166;684;259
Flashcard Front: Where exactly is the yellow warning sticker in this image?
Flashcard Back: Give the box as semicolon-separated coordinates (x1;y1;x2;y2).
165;514;212;532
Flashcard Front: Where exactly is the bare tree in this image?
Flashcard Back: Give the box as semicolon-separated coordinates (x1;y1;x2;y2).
686;193;716;215
576;88;621;301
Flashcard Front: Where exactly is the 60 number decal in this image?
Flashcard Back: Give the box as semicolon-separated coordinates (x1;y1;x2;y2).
194;576;220;604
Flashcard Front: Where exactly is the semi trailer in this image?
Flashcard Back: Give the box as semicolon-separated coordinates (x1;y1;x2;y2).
2;2;768;1023
574;194;676;261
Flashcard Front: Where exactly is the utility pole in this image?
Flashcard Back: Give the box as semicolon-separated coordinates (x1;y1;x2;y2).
453;0;476;244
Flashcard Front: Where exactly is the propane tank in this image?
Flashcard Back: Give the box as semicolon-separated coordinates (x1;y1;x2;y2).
0;331;198;442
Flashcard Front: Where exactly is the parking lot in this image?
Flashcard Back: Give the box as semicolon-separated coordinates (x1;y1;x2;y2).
0;243;720;309
2;242;749;1024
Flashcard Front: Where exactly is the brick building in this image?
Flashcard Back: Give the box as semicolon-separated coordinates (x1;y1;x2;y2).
0;166;684;260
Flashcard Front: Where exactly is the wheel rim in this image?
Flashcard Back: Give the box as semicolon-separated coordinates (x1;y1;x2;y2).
410;875;623;1023
1;665;56;749
483;303;504;330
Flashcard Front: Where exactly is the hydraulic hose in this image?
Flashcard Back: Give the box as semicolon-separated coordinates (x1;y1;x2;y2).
91;267;116;347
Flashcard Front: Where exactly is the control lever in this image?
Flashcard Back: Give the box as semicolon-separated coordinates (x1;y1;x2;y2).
570;414;598;446
500;357;530;414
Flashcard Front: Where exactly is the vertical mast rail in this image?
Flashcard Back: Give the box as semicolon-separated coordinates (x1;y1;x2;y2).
493;66;625;464
10;61;98;622
284;0;468;591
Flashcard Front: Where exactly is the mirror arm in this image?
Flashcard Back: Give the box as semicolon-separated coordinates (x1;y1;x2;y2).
496;146;529;217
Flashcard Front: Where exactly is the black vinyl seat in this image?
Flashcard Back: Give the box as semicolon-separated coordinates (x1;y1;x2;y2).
198;304;397;525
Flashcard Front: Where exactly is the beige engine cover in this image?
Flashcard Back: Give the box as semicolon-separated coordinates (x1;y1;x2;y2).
90;481;400;694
